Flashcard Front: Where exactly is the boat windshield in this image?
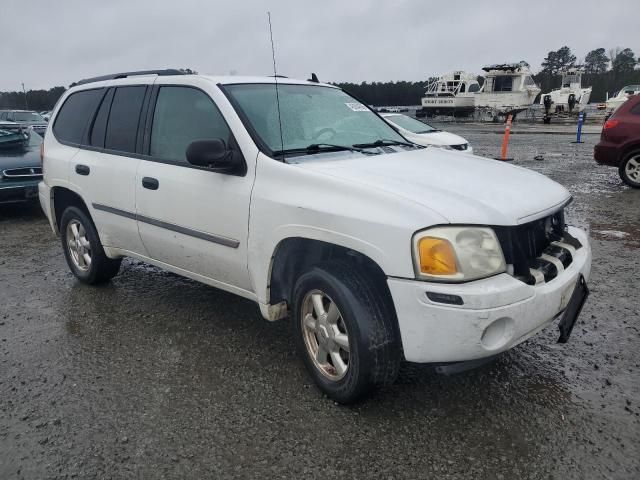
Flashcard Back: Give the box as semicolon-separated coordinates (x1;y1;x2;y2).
385;114;438;134
13;112;45;122
223;84;406;156
562;74;580;86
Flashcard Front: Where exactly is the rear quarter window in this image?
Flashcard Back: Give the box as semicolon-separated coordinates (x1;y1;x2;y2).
90;88;115;148
53;89;104;144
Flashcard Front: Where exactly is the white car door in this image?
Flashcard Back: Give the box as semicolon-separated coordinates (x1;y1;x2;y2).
135;81;255;294
65;83;151;254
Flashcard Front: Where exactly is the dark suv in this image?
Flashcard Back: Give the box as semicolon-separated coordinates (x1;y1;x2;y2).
594;95;640;188
0;110;48;138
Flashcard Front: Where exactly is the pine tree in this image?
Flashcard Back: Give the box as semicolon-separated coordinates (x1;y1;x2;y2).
584;48;609;74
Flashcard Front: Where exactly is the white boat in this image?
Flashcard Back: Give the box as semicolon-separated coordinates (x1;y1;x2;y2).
474;63;541;115
418;71;479;117
540;67;592;114
605;85;640;112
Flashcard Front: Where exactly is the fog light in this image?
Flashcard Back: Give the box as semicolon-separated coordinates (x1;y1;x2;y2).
481;317;515;350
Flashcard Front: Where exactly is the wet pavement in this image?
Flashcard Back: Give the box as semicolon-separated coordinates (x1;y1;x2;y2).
1;127;639;479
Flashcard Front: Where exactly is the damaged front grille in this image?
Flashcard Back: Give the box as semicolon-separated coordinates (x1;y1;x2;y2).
494;209;582;285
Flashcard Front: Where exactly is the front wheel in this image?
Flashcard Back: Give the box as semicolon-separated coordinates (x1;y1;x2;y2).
292;261;401;403
60;206;121;284
619;150;640;188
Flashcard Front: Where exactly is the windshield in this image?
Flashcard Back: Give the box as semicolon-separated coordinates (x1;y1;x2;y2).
13;112;45;122
224;84;405;155
385;114;437;133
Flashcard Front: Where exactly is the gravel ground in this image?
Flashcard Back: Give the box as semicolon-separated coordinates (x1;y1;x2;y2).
1;127;639;479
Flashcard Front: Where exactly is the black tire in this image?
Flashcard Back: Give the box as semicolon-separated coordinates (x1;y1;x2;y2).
619;150;640;189
292;260;401;404
60;206;121;284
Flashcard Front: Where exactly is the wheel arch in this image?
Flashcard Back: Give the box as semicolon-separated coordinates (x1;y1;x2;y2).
621;143;640;163
51;186;91;234
266;237;395;321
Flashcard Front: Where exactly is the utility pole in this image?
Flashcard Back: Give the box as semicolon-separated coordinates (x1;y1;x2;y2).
21;83;28;110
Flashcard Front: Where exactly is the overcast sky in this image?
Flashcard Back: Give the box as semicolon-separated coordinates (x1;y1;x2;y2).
1;0;637;91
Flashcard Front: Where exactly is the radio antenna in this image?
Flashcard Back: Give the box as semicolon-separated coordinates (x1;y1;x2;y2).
267;12;285;160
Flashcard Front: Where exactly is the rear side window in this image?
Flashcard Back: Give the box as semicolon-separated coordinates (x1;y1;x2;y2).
630;101;640;115
105;86;146;154
53;89;104;144
90;89;115;148
150;86;231;163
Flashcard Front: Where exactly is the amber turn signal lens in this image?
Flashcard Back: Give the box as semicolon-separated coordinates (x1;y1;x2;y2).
418;237;458;275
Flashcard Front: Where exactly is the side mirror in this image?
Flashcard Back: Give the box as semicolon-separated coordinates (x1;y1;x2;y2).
186;138;243;174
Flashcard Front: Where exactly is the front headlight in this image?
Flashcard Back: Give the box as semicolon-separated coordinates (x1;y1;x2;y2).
413;226;506;282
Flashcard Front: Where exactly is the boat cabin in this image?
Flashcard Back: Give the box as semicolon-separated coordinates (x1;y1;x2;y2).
425;72;480;97
481;63;537;93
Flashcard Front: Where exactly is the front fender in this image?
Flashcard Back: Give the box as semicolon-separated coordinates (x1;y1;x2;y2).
251;226;390;305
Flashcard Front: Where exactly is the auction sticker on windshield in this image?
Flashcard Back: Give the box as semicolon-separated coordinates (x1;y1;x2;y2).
345;102;369;112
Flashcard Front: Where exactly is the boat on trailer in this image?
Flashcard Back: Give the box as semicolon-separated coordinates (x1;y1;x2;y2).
605;85;640;113
540;67;592;118
474;63;540;117
417;71;479;117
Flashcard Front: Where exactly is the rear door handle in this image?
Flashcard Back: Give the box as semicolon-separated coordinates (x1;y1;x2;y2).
75;164;90;176
142;177;159;190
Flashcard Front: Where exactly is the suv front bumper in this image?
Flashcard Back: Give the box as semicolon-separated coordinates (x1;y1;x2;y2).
0;179;40;204
387;226;591;363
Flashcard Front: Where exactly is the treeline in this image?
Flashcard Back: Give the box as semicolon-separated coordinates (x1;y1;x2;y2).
333;80;432;108
0;87;66;111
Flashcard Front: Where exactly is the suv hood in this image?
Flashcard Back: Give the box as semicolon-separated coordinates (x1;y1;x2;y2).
294;148;571;226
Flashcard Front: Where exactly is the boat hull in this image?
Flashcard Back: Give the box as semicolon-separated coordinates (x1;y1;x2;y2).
474;90;540;114
420;96;475;116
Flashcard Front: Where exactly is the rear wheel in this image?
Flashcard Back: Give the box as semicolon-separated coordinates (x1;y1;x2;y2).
60;206;121;284
619;150;640;188
292;261;401;404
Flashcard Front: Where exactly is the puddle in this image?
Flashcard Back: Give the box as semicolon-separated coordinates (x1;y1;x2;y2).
594;230;629;239
591;222;640;248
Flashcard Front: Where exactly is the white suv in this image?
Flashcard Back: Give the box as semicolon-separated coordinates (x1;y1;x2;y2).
39;70;591;403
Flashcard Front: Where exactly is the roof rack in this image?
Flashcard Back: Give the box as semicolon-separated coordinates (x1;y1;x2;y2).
74;69;187;86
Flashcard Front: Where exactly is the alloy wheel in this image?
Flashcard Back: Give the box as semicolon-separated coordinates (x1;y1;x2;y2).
625;155;640;183
300;289;351;381
66;219;92;271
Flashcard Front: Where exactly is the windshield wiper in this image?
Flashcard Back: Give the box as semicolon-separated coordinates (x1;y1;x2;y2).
273;143;375;156
352;139;418;148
